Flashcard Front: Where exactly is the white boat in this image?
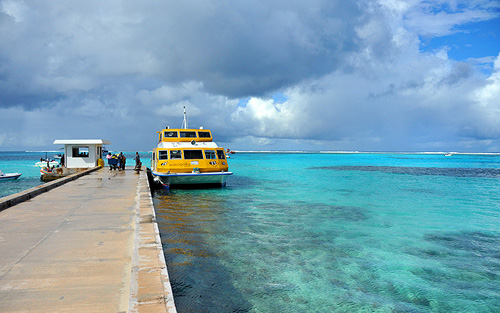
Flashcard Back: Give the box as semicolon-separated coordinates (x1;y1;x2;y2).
35;160;59;168
0;170;22;181
151;107;233;188
35;152;60;168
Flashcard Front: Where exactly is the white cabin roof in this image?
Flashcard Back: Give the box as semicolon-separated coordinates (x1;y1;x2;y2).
53;139;111;145
157;141;219;149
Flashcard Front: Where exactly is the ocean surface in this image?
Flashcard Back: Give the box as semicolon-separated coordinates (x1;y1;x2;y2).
0;151;48;198
152;152;500;313
2;151;500;312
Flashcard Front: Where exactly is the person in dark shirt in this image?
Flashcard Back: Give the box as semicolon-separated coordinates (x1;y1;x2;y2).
134;152;141;170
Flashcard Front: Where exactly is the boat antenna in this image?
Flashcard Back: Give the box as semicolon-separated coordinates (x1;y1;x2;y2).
182;106;188;129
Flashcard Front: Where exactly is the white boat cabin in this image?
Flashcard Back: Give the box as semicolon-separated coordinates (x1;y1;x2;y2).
53;139;111;168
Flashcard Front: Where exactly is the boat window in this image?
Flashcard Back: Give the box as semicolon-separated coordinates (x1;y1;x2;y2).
170;150;182;159
198;131;211;138
164;131;178;138
184;150;203;159
205;150;216;159
72;146;89;158
180;131;197;138
159;150;169;160
216;149;226;159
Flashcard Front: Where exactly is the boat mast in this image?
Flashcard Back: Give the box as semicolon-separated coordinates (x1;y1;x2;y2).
181;106;188;129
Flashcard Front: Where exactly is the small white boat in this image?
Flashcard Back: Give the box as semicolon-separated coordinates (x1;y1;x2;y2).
35;152;60;168
0;170;22;181
35;160;59;168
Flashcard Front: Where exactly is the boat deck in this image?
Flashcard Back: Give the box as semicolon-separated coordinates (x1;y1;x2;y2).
0;167;176;312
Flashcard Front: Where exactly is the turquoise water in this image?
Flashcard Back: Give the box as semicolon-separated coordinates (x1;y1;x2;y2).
2;151;499;312
153;153;500;312
0;151;151;198
0;151;47;198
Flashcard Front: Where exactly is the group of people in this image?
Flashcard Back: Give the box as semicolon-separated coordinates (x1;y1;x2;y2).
106;152;141;171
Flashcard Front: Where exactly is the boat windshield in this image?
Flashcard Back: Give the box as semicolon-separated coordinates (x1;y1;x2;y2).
159;151;169;160
164;131;178;138
198;131;211;138
205;150;216;159
170;150;182;159
217;150;226;159
180;131;197;138
184;150;203;159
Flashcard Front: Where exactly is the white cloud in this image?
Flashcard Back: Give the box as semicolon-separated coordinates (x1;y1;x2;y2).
472;53;500;108
464;53;500;139
136;82;205;106
1;0;27;22
0;0;499;151
405;8;494;37
231;96;312;139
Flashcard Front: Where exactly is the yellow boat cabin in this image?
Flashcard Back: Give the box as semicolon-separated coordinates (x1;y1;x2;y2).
152;127;229;174
151;109;233;188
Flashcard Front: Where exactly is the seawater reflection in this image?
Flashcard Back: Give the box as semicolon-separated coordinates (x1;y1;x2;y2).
153;188;252;313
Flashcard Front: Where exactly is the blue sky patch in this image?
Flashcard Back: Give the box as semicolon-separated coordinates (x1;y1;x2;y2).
419;17;500;61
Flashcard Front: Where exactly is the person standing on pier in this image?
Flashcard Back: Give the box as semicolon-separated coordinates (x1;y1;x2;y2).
117;152;124;170
134;152;141;170
121;153;126;170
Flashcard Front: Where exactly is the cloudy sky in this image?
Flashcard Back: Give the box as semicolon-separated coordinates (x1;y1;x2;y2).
0;0;499;152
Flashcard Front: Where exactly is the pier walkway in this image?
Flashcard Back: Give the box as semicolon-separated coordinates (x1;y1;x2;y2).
0;168;176;312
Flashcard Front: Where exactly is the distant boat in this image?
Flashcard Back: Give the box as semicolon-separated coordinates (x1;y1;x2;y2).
0;169;22;181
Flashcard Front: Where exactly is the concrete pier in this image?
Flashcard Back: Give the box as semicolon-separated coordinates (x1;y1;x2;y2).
0;168;176;313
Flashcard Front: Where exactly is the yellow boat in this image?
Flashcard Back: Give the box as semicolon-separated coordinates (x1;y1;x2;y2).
151;107;233;188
